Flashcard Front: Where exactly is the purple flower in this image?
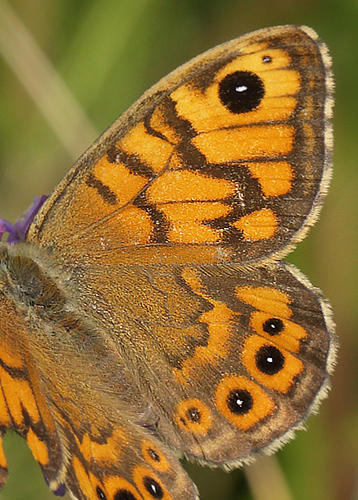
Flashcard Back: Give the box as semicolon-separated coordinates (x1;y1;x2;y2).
0;195;48;243
43;473;66;496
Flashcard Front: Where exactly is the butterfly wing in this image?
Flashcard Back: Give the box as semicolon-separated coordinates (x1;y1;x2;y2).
27;25;333;266
150;261;335;465
0;280;63;491
52;255;335;466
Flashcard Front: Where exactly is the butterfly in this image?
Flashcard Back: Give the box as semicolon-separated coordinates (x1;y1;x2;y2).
0;25;336;500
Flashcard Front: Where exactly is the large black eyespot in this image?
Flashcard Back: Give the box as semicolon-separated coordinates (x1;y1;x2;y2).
226;388;253;415
186;406;201;423
143;477;164;499
263;318;284;335
219;70;265;114
97;487;107;500
114;490;137;500
255;345;285;375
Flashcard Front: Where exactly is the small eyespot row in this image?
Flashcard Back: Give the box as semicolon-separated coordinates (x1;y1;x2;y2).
174;340;302;435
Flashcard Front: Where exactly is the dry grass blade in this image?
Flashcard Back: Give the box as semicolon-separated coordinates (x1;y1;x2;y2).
245;456;294;500
0;0;98;161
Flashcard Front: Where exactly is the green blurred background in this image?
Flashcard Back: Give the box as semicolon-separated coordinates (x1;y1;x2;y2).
0;0;357;499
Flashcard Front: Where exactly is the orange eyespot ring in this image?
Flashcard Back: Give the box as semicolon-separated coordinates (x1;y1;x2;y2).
102;475;141;500
174;398;213;434
133;466;172;500
242;335;304;393
141;439;170;472
215;375;275;430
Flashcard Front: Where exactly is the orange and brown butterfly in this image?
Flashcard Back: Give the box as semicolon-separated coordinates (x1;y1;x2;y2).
0;25;336;500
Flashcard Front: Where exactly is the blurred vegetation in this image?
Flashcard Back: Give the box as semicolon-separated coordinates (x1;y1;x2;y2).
0;0;357;499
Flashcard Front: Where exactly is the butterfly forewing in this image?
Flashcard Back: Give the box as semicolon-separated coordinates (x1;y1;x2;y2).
28;25;333;267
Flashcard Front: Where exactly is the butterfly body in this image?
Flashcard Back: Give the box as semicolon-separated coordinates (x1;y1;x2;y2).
0;25;336;500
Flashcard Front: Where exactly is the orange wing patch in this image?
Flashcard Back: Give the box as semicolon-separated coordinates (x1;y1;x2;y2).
192;125;294;163
71;456;99;500
146;170;235;203
93;156;148;206
236;286;292;317
233;209;278;240
174;268;236;383
110;206;153;246
0;383;11;428
78;427;125;465
159;202;231;244
119;122;175;174
0;437;7;473
26;428;49;466
0;368;40;427
149;105;182;144
247;161;293;197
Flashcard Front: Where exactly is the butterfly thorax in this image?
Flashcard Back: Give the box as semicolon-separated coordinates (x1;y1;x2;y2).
0;243;66;316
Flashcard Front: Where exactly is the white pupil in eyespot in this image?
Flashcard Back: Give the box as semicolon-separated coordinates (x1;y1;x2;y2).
236;85;248;93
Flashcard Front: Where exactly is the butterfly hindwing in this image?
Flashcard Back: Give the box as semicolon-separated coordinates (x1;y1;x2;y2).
64;260;333;467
